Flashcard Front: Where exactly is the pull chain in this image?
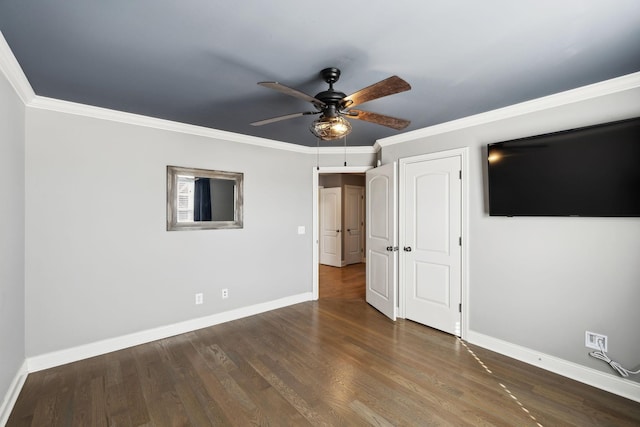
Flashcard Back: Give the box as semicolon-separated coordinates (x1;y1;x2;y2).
343;134;347;167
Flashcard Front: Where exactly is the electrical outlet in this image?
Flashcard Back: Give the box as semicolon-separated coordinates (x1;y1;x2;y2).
195;293;203;305
585;331;607;351
222;288;229;299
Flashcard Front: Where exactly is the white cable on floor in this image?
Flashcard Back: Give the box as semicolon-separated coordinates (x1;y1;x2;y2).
589;340;640;377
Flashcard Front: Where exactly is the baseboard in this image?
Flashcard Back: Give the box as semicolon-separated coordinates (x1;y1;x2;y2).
27;292;313;373
0;360;28;427
466;330;640;403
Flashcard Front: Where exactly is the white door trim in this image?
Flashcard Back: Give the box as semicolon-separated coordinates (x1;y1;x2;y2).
312;166;373;300
399;147;469;339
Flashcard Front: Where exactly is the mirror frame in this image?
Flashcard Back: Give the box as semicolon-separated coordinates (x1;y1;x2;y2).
167;165;244;231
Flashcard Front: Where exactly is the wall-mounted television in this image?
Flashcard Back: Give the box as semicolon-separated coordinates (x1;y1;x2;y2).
487;117;640;217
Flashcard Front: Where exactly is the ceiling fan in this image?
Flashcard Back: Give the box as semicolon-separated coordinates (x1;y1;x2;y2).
251;67;411;140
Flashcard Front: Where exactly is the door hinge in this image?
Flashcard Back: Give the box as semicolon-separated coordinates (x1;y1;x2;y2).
459;170;462;180
459;303;462;313
459;236;462;246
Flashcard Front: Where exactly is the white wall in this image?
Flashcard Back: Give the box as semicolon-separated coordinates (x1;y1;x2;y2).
23;107;376;358
0;56;26;418
380;78;640;386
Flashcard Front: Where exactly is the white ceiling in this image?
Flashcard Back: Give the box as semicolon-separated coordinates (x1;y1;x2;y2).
1;1;639;146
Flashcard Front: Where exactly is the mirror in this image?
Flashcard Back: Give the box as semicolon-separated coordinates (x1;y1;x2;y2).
167;165;243;230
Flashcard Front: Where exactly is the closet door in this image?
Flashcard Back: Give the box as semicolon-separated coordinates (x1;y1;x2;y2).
402;155;462;335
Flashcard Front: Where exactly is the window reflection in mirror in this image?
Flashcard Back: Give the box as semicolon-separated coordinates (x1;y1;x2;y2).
167;166;243;230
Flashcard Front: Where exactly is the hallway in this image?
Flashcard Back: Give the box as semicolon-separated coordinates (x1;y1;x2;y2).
319;263;365;301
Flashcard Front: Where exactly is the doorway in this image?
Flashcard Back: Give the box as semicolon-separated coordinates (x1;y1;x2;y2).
319;182;365;268
312;166;372;300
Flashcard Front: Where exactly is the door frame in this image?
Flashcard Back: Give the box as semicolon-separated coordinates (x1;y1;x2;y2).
398;147;469;339
312;166;372;300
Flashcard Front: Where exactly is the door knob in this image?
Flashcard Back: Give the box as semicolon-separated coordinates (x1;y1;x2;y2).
404;246;412;252
336;229;341;233
386;246;393;251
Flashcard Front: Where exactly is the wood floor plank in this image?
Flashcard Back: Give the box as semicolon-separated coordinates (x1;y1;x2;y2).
7;263;640;426
118;351;152;426
181;343;253;425
104;382;133;427
160;339;232;425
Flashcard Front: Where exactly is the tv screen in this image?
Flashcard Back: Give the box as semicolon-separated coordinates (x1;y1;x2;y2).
487;117;640;217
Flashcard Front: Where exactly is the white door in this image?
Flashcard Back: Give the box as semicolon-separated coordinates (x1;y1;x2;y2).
344;185;364;265
320;187;342;267
402;155;462;335
366;163;397;320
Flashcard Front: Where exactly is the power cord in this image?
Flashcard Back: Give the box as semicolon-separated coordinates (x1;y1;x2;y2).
589;338;640;378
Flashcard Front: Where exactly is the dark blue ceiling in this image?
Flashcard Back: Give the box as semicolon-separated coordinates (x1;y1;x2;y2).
1;1;640;146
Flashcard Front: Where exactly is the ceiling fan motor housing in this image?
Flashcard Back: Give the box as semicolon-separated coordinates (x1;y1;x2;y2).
314;67;348;117
314;94;346;117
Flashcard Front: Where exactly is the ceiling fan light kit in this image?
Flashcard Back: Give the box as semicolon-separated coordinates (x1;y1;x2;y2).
252;67;411;141
310;115;352;140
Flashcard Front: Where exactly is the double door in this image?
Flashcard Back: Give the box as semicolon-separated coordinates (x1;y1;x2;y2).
366;151;463;336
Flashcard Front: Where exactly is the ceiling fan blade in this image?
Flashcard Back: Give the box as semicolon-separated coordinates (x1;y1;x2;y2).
258;82;326;107
343;76;411;108
347;109;410;130
250;111;319;126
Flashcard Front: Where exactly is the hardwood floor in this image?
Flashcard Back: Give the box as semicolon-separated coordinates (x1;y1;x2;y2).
8;264;640;426
319;263;365;301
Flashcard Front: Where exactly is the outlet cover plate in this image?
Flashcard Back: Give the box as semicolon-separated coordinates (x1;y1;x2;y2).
585;331;607;351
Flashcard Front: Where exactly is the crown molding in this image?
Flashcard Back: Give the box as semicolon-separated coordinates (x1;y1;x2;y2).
28;96;377;155
377;71;640;148
0;31;35;104
28;96;310;153
310;144;378;155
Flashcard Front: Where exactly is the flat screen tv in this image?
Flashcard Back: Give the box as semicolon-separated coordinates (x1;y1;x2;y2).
487;117;640;217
